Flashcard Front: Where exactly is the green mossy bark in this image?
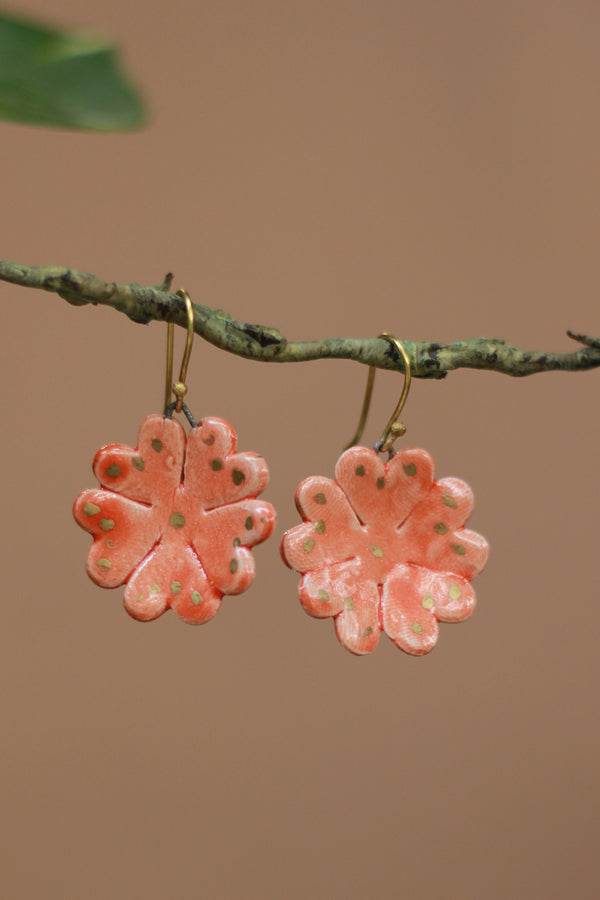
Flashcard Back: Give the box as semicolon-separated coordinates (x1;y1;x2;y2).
2;258;599;379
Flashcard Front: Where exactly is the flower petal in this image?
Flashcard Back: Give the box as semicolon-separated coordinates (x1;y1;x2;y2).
429;573;476;622
281;476;362;573
184;418;270;511
73;488;160;588
281;521;354;574
124;539;222;624
298;560;363;618
168;555;222;626
421;526;489;580
415;476;475;526
398;476;488;577
92;415;185;505
381;564;440;655
335;446;435;528
203;500;276;548
385;447;436;524
333;578;382;656
294;476;360;529
334;447;387;525
191;500;276;595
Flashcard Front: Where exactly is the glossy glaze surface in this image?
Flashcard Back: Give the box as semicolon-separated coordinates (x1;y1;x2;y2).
281;445;488;655
74;414;275;623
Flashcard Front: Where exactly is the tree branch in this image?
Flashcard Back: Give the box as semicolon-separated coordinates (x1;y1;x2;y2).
2;257;599;379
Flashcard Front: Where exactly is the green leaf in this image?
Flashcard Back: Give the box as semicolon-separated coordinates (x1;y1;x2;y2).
0;11;146;131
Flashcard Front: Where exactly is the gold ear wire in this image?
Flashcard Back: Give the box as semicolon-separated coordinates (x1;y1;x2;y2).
164;289;195;415
345;332;412;453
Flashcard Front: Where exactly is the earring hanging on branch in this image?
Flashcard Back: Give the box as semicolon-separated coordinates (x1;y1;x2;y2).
73;289;276;624
281;333;489;657
2;259;598;649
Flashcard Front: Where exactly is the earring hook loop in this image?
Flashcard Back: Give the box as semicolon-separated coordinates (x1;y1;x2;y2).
164;289;195;415
344;332;412;454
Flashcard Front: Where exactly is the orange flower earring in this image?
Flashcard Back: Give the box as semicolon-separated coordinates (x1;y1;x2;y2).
281;333;488;656
74;290;276;624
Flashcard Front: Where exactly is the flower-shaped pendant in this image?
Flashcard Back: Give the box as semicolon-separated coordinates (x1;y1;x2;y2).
281;444;488;656
74;414;275;623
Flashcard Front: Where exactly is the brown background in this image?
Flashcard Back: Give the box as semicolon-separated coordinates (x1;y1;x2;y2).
1;1;599;897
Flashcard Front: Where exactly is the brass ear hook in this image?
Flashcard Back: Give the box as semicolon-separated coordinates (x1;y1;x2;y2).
345;332;412;454
164;289;195;416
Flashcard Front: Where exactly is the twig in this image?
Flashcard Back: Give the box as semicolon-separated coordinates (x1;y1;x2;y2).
1;258;599;379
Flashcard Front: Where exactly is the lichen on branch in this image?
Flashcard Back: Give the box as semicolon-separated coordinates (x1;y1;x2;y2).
1;257;599;380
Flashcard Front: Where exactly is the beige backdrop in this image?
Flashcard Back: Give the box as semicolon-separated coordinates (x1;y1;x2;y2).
2;1;599;898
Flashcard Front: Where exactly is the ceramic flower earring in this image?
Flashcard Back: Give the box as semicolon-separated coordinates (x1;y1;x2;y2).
281;333;489;656
73;290;276;624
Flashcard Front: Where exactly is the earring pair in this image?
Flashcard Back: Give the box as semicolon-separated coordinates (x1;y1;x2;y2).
74;294;488;656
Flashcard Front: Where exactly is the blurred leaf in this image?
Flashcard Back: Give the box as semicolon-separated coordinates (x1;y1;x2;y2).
0;10;146;131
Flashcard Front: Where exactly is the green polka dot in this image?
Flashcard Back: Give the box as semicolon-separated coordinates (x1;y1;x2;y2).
360;626;373;637
97;558;111;572
245;516;253;530
434;522;448;534
344;597;354;610
314;520;326;534
403;463;417;476
169;511;185;528
356;465;365;477
232;469;246;485
202;433;216;446
191;590;203;605
233;537;241;547
442;494;458;509
314;493;326;504
370;545;384;558
83;502;100;516
318;589;329;603
411;623;424;634
376;477;385;489
230;559;238;574
151;438;163;453
211;459;223;471
150;583;161;594
105;539;116;549
171;581;182;595
106;464;121;478
449;584;462;600
304;538;315;553
99;519;114;531
422;593;434;610
451;543;466;556
132;456;145;471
